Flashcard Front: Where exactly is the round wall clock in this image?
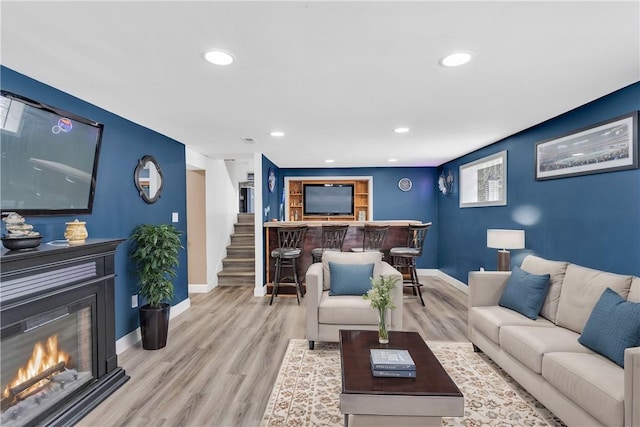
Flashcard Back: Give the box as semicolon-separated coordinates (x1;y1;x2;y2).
398;178;412;192
267;167;276;193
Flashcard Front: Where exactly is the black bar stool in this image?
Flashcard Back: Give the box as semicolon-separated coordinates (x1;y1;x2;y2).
351;223;389;252
311;224;349;263
270;225;308;305
390;222;432;306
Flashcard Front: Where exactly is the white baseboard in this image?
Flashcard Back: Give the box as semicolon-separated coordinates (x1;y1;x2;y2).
254;284;267;297
189;282;218;293
115;297;191;355
417;269;469;294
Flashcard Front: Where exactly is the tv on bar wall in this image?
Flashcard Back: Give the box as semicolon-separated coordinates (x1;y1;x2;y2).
303;184;354;216
0;90;103;216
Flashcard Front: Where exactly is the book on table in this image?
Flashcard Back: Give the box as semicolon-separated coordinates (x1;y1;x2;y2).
371;368;416;378
370;349;416;373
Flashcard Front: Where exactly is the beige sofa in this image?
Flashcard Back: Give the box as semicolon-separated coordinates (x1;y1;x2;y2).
468;255;640;427
305;251;403;350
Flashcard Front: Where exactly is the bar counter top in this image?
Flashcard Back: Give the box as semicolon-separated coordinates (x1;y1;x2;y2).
263;220;420;227
263;220;426;293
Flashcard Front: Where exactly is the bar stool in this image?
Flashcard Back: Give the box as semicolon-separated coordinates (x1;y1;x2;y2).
311;224;349;263
390;222;432;306
351;223;389;253
270;225;308;305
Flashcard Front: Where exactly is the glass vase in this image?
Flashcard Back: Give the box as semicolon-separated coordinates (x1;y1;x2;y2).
378;307;389;344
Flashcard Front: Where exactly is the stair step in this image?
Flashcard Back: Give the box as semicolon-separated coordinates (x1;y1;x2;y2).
230;234;255;244
218;270;255;286
237;213;254;224
222;258;254;270
234;223;254;233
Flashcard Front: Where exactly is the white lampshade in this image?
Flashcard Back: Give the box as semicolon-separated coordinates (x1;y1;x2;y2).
487;229;525;250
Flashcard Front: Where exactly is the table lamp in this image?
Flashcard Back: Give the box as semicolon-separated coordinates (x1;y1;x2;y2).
487;229;525;271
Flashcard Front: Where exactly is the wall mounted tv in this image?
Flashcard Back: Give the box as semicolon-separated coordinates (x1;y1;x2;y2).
303;184;354;216
0;90;103;216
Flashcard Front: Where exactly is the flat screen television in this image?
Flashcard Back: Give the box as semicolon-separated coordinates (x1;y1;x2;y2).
0;90;103;216
303;183;354;216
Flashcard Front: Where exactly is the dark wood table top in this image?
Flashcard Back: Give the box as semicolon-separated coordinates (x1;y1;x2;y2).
339;330;462;398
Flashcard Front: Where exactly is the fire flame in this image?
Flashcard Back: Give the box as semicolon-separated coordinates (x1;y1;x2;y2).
2;335;70;399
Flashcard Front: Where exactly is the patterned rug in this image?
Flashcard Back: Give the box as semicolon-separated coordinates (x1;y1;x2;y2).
261;339;566;427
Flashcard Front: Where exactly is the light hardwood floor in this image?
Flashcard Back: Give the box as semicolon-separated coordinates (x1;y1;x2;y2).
79;276;468;427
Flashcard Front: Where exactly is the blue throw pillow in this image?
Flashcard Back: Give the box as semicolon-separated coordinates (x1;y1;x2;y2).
328;262;374;296
578;288;640;367
498;265;551;320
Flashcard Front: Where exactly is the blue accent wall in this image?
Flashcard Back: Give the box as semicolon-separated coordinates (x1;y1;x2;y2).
280;167;439;268
438;82;640;283
1;67;188;339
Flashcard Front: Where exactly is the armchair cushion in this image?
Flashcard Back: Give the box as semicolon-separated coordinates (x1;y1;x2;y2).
322;251;383;290
328;262;374;296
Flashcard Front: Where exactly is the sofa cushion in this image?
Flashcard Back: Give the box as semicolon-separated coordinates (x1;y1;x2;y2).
469;306;554;345
578;288;640;367
629;276;640;302
556;263;632;334
542;352;624;427
520;255;568;323
318;291;379;324
327;262;374;296
500;326;590;374
322;251;382;291
498;266;550;320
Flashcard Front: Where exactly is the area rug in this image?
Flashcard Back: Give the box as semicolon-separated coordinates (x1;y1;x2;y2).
261;339;566;427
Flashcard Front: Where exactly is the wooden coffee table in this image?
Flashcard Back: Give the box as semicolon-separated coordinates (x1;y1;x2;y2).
339;330;464;426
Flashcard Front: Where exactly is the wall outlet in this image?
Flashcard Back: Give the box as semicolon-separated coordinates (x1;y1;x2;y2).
172;212;179;223
131;294;138;308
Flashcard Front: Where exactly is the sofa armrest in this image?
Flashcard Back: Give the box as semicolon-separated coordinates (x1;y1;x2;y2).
305;262;324;342
625;346;640;427
377;261;404;330
468;271;511;308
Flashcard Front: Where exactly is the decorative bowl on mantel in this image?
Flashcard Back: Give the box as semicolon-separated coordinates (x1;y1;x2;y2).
2;212;42;250
1;235;43;250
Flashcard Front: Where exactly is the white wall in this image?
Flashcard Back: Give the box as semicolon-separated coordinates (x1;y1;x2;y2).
253;153;265;296
185;148;238;292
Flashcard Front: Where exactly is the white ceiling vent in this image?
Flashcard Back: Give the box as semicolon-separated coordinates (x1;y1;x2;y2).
241;137;259;144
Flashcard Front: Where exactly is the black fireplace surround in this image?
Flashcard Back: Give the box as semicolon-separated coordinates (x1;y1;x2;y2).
1;239;129;426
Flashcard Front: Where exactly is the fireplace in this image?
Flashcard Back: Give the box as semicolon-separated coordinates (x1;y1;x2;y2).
1;239;129;426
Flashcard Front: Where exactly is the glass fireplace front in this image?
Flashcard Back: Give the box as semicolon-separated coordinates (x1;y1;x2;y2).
1;296;96;427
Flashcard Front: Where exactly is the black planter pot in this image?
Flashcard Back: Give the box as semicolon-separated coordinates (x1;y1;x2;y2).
139;303;171;350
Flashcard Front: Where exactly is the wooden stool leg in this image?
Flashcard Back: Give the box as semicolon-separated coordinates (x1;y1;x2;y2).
293;259;300;305
270;258;281;305
411;259;425;306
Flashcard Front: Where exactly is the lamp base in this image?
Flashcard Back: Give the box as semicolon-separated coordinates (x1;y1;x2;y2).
497;250;511;271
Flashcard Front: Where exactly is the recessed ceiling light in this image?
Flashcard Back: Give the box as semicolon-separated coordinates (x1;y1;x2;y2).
394;127;410;134
388;158;398;162
440;52;473;67
325;159;335;164
270;131;285;137
204;50;234;66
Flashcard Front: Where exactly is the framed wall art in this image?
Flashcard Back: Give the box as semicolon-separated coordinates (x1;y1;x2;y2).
535;112;638;180
459;150;507;208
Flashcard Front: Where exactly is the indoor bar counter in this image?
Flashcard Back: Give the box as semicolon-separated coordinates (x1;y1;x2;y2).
263;220;421;291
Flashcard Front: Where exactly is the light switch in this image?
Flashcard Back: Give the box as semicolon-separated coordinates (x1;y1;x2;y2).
172;212;179;223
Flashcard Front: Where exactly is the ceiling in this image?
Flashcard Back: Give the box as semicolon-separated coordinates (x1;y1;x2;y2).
1;1;638;168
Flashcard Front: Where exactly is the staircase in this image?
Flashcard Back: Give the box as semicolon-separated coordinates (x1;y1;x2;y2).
218;213;255;286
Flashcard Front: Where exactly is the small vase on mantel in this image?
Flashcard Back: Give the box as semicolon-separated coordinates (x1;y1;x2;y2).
378;308;389;344
65;219;88;244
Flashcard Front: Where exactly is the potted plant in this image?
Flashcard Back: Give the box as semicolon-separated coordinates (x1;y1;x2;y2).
130;223;182;350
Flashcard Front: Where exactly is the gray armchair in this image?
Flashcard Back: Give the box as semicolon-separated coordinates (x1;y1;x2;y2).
305;251;403;349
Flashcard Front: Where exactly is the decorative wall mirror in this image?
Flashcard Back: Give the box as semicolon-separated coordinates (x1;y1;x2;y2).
134;155;164;204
